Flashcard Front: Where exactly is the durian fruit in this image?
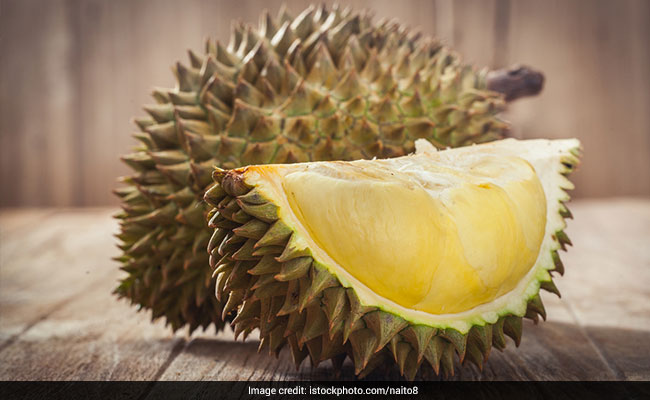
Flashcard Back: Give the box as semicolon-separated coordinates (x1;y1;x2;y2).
114;3;544;332
205;138;581;379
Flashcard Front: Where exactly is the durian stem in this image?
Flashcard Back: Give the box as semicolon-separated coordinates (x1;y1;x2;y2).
487;65;545;102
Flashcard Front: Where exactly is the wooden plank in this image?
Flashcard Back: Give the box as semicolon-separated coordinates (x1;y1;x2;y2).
0;209;58;237
0;209;184;381
559;198;650;380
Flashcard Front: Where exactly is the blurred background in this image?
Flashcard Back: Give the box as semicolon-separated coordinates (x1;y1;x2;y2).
1;0;649;207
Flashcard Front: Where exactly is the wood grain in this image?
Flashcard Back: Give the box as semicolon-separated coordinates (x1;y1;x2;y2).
0;199;648;382
0;0;649;206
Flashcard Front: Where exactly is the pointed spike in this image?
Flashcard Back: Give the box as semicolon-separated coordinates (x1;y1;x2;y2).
222;290;244;320
491;318;507;351
556;230;572;249
256;220;293;247
237;187;267;205
440;328;467;362
401;325;437;362
394;342;412;377
232;219;269;240
270;21;296;57
284;305;306;338
332;68;364;100
423;336;448;375
275;233;311;262
277;279;300;317
344;289;376;343
551;250;565;275
275;257;312;281
231;299;260;325
363;311;408;354
349;328;378;374
323;287;347;328
305;338;322;368
300;265;338;311
541;279;562;298
231;238;258;261
237;199;279;223
248;254;281;276
503;316;523;347
299;306;328;346
464;343;485;371
527;294;547;321
287;335;309;369
468;324;492;359
251;245;285;257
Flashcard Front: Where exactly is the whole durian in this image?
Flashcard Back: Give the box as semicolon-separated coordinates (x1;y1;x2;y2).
205;138;581;379
114;4;543;332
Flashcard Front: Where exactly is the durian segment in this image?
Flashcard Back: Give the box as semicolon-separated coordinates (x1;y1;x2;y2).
205;137;581;378
275;151;547;315
116;3;511;332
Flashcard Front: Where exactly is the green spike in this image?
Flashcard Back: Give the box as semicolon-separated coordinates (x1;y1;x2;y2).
556;230;572;250
440;328;467;362
323;287;347;328
231;239;258;261
277;279;300;317
299;306;329;346
204;184;227;207
251;245;285;257
527;294;547;321
222;289;244;320
349;328;378;374
255;220;293;247
275;257;312;281
503;316;523;347
287;335;309;369
236;187;267;205
491;318;507;350
232;219;269;240
551;250;565;275
298;265;337;312
401;325;437;362
275;234;311;262
468;324;492;359
248;254;281;276
540;279;561;298
344;289;376;342
363;311;408;354
237;199;279;223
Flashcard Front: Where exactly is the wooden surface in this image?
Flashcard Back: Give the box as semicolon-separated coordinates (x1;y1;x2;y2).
1;0;649;208
0;198;649;384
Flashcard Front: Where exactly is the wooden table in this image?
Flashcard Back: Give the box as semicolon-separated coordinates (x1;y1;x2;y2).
1;199;649;383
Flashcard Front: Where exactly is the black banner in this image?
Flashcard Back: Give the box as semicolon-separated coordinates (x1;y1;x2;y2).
1;381;648;400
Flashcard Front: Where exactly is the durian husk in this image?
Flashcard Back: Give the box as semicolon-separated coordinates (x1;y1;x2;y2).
115;4;516;332
204;139;581;379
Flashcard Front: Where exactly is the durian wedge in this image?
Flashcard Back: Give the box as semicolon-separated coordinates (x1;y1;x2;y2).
205;137;581;379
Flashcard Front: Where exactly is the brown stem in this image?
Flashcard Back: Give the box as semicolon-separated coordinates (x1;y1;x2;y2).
486;65;545;102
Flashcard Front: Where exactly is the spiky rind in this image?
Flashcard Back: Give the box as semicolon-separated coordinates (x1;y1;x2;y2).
115;4;510;332
204;139;580;379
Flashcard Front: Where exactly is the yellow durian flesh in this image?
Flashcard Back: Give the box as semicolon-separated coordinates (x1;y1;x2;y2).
248;141;547;316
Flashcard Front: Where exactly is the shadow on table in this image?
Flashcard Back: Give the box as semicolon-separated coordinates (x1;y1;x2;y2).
171;320;650;381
